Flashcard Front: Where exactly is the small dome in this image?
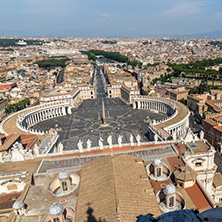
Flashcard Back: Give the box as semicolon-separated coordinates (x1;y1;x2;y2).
164;184;177;195
58;170;70;180
152;158;163;167
12;201;24;209
49;203;64;216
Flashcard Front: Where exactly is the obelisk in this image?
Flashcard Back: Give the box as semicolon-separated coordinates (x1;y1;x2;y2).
102;99;106;125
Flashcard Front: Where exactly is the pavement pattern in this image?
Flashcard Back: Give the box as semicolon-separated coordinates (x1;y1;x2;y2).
31;98;167;150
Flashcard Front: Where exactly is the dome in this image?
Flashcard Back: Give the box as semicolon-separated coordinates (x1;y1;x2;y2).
58;170;70;180
152;158;163;167
12;201;24;209
164;184;177;195
174;165;197;182
49;203;64;216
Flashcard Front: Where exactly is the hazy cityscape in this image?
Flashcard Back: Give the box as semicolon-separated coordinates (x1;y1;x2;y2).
0;0;222;222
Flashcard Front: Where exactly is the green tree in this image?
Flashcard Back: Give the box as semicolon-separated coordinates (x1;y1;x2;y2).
179;98;186;105
138;62;143;69
166;68;171;72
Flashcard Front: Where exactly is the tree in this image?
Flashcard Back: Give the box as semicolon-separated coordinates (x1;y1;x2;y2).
166;68;171;72
179;98;186;105
5;98;30;115
117;64;121;69
138;62;143;69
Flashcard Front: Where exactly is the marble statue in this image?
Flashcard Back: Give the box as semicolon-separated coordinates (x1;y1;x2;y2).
107;135;113;148
33;144;39;155
11;147;25;162
86;139;92;151
14;142;25;156
154;134;158;144
136;134;141;146
16;142;23;150
200;130;204;140
57;142;64;153
118;135;123;147
77;140;84;152
99;137;103;150
25;151;33;159
130;134;134;146
4;152;11;161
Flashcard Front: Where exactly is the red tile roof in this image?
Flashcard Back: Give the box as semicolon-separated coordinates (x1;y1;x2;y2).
0;192;22;210
185;183;211;212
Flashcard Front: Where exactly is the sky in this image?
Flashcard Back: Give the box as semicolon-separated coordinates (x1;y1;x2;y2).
1;0;222;37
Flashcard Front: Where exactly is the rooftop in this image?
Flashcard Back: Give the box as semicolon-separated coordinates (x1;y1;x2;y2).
75;155;161;222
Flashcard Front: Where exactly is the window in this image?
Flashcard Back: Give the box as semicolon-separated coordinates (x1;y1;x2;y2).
195;162;202;167
219;198;222;202
62;181;68;192
169;196;174;208
53;218;60;222
156;168;161;177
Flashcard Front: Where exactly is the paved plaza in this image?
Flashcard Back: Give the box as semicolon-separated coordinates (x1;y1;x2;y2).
31;98;167;150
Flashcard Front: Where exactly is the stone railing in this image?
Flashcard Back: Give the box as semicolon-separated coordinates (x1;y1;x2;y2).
148;124;169;141
133;96;177;115
34;140;176;159
164;102;190;132
152;108;178;126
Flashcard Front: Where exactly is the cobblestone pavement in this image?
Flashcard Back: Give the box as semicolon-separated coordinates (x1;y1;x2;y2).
31;98;167;150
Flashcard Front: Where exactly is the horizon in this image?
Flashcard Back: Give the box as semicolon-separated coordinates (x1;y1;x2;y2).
1;0;222;37
1;30;222;39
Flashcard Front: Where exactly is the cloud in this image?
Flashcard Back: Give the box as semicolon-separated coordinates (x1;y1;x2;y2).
100;13;110;18
160;1;207;17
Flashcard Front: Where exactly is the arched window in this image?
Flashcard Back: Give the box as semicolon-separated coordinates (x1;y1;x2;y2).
156;168;161;177
53;218;60;222
62;181;68;192
169;196;174;208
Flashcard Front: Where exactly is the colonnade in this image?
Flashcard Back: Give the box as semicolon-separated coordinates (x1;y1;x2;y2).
133;96;190;141
166;121;189;139
133;100;175;115
17;103;71;133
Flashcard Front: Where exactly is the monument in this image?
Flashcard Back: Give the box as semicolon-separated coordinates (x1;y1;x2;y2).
87;139;92;151
130;134;134;146
99;137;104;149
102;99;106;125
77;140;84;152
107;135;113;148
118;135;123;147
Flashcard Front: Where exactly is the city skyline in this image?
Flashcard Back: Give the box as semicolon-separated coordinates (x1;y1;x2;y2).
1;0;222;37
